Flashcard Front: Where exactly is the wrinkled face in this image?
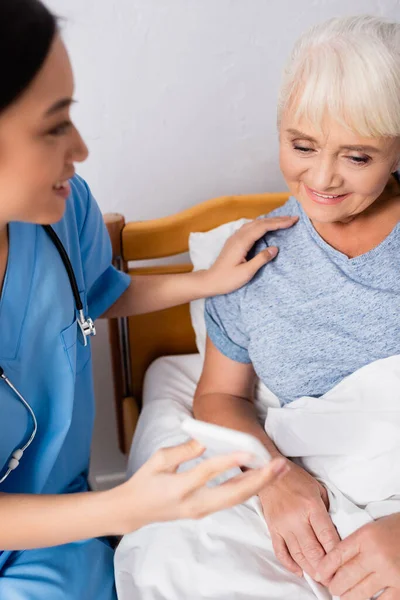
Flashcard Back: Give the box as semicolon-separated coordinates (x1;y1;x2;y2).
279;109;400;223
0;34;88;226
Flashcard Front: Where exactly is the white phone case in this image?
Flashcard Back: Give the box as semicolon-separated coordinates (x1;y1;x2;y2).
181;418;271;468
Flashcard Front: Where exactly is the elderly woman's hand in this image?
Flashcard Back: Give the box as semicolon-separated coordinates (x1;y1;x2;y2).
315;513;400;600
205;216;298;295
259;461;340;579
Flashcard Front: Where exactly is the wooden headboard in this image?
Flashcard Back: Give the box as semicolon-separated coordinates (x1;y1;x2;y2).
104;192;289;453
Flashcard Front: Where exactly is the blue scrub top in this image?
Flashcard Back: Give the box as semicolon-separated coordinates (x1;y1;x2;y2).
0;175;130;571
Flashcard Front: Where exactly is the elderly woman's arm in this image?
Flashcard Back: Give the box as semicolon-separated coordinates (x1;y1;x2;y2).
194;337;340;580
194;338;282;457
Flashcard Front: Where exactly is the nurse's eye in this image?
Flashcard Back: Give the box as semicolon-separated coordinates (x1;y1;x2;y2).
47;121;73;137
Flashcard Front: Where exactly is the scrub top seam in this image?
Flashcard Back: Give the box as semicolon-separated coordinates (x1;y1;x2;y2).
13;226;39;360
0;249;10;322
77;179;91;239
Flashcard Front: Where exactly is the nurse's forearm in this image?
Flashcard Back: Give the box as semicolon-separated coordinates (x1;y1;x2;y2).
193;392;283;459
102;271;211;318
0;490;129;550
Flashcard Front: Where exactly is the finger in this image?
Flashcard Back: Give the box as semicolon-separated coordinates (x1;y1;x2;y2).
151;440;205;472
328;556;370;597
249;216;298;234
379;588;399;600
242;247;278;277
271;532;303;577
220;458;290;498
319;483;330;509
286;530;320;577
341;573;382;600
297;519;328;571
309;506;341;554
235;216;297;251
181;451;258;489
227;456;290;482
181;451;282;490
186;459;289;514
315;537;361;585
199;456;289;495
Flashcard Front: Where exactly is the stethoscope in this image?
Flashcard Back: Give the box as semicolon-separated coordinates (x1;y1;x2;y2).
0;224;96;484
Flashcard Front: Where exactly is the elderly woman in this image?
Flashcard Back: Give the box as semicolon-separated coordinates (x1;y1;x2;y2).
197;14;400;600
116;14;400;600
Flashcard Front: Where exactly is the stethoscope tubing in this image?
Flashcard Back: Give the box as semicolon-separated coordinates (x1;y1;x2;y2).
0;224;96;484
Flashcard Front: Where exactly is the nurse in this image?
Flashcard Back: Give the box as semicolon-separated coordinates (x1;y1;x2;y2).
0;0;293;598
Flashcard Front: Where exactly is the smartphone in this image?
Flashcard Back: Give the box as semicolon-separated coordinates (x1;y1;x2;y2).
181;417;271;469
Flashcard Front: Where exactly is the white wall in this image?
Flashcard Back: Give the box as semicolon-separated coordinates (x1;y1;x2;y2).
45;0;400;483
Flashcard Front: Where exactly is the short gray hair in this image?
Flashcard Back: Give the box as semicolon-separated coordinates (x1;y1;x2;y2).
277;15;400;137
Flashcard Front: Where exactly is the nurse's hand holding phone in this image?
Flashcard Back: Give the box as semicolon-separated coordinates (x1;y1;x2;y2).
109;427;289;534
181;417;273;468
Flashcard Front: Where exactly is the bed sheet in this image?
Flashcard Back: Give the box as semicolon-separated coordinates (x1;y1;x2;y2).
126;354;202;477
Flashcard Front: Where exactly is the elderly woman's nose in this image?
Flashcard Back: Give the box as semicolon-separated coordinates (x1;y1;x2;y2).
310;158;341;190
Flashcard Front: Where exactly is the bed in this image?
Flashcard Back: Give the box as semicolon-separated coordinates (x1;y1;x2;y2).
114;350;331;600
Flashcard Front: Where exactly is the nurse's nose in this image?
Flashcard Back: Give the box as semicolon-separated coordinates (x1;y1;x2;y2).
70;125;89;163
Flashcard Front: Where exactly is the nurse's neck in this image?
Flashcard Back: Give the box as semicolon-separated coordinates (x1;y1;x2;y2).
0;222;7;243
0;223;8;297
0;223;7;244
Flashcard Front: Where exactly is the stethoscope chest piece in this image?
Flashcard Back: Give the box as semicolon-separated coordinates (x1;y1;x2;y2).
77;311;96;347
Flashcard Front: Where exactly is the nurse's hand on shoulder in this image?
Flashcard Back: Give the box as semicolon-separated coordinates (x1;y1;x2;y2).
205;216;298;295
109;440;290;534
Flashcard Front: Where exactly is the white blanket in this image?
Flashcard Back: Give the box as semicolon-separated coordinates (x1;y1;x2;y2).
115;355;400;600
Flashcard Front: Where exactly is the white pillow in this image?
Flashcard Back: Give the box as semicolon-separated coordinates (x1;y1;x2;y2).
188;218;280;412
189;218;251;358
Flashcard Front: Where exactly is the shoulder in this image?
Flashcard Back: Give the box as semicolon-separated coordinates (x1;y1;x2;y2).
206;284;243;314
258;196;301;220
247;196;302;259
54;175;104;252
67;175;94;235
61;174;105;244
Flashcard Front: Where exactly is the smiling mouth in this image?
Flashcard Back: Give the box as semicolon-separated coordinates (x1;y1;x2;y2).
53;180;69;191
304;184;351;205
52;179;72;200
307;185;348;198
53;169;75;191
312;191;346;199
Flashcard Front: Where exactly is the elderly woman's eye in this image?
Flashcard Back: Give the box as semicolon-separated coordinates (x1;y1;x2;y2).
348;155;370;164
293;145;313;153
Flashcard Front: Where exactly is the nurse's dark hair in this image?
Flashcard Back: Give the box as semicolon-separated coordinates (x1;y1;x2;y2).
0;0;57;113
